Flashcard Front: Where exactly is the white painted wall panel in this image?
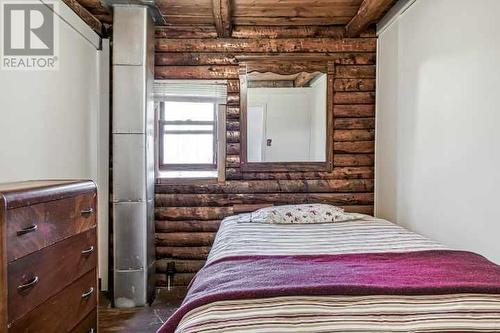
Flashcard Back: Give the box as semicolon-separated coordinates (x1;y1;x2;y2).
248;84;326;163
376;0;500;264
248;88;312;162
0;2;109;286
309;75;327;161
0;3;102;181
375;19;399;223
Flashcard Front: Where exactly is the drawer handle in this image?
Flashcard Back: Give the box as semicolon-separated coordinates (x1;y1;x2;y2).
17;276;39;291
16;224;38;236
81;208;94;217
81;246;94;255
81;287;94;299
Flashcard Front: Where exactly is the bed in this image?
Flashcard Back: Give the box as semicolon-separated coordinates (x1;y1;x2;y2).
158;213;500;333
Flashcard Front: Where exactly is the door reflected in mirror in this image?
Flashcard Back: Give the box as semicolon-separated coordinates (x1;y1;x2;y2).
247;72;327;163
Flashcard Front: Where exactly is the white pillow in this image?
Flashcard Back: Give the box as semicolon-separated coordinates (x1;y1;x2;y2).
250;204;365;224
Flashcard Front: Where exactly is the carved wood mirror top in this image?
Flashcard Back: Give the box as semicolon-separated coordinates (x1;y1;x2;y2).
238;56;334;172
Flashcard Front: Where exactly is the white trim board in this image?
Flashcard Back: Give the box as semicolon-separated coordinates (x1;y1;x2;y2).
377;0;416;36
42;0;101;49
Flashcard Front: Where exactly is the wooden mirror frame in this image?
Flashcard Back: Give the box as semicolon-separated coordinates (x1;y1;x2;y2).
238;56;335;172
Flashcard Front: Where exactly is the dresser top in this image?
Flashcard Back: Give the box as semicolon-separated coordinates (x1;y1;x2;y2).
0;180;96;209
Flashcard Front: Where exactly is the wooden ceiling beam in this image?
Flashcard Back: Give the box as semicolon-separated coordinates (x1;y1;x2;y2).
63;0;103;35
76;0;108;14
345;0;394;37
212;0;233;37
294;72;316;87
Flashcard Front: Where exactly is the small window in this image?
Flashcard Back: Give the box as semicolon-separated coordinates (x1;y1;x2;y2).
159;99;217;171
155;80;227;180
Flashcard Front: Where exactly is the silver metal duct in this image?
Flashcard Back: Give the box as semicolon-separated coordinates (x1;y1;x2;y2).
112;5;155;307
101;0;165;25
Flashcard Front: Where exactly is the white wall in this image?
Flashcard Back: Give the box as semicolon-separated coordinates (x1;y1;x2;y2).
248;87;312;162
0;2;110;286
376;0;500;264
309;75;327;161
248;80;326;162
247;105;266;162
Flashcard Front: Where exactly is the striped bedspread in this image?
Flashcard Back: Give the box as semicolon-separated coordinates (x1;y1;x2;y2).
165;215;500;333
207;214;448;264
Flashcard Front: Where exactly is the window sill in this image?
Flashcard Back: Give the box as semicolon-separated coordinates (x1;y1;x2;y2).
156;170;219;185
156;177;219;185
158;170;217;178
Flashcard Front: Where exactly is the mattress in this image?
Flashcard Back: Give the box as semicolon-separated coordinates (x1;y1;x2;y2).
159;215;500;333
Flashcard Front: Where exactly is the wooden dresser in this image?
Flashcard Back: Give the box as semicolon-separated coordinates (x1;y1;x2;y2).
0;180;98;332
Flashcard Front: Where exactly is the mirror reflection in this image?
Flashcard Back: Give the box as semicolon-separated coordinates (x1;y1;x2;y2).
247;72;327;163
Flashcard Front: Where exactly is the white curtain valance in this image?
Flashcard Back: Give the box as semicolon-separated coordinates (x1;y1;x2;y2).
154;80;228;100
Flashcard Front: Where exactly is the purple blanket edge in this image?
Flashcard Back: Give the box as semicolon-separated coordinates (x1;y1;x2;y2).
157;250;500;333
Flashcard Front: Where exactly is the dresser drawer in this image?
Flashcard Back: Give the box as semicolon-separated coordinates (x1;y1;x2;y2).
8;269;97;333
70;310;97;333
8;228;97;322
7;193;96;262
44;192;96;243
6;204;46;262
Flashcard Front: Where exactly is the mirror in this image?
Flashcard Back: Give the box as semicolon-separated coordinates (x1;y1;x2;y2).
247;72;327;163
239;58;334;172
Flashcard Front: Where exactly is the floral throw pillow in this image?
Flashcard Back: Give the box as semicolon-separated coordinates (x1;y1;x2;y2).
250;204;364;224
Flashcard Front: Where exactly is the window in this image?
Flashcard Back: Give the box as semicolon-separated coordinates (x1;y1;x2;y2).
155;80;227;180
159;98;218;172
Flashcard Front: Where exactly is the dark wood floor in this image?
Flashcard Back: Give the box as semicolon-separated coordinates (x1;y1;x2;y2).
99;288;186;333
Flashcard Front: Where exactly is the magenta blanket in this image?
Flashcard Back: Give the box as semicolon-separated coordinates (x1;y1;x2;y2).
158;250;500;333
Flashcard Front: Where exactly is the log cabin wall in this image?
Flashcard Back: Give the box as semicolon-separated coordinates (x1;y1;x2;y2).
153;26;377;287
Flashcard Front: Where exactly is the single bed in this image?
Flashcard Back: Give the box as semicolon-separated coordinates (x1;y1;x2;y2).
158;214;500;333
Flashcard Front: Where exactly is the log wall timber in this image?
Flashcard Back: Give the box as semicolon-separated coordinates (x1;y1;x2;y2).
156;38;376;53
154;26;377;287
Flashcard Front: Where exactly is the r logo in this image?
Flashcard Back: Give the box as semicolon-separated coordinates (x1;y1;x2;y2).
3;3;54;56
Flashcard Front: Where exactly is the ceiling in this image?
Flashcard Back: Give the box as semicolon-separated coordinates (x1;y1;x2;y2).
74;0;396;38
155;0;364;26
